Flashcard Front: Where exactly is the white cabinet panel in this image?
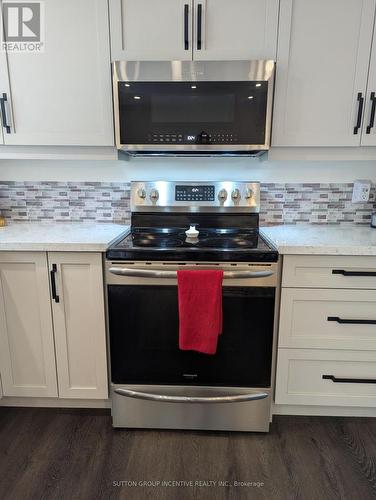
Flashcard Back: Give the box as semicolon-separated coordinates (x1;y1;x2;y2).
275;349;376;407
193;0;278;60
0;252;57;397
49;253;108;399
361;23;376;145
109;0;193;61
272;0;376;146
279;288;376;350
2;0;113;146
282;255;376;289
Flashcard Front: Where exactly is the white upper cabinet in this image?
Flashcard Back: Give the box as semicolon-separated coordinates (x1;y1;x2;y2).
109;0;194;61
361;26;376;145
0;0;113;146
0;252;57;398
193;0;279;60
109;0;279;61
272;0;376;147
49;253;108;399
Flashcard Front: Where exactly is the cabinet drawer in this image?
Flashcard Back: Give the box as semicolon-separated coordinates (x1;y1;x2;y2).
279;288;376;350
282;255;376;289
275;349;376;407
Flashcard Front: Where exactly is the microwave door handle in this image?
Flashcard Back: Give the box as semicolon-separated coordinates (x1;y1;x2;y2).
114;388;268;403
108;267;274;279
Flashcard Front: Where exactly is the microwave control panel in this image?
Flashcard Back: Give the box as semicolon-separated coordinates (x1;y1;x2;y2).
147;132;238;144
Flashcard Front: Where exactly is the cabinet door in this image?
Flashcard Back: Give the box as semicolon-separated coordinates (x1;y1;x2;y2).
272;0;376;147
0;252;57;397
193;0;279;60
362;26;376;145
109;0;193;61
49;253;108;399
1;0;113;146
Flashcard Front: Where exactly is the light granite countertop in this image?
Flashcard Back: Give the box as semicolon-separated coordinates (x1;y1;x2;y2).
0;222;130;252
260;223;376;256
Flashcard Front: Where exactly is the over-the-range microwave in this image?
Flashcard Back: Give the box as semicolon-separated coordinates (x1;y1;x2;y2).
112;60;275;157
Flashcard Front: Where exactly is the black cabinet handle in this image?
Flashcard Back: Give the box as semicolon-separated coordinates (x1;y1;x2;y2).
197;3;202;50
366;92;376;134
323;375;376;384
184;4;189;50
332;269;376;277
327;316;376;325
50;264;59;303
354;92;364;134
0;93;11;134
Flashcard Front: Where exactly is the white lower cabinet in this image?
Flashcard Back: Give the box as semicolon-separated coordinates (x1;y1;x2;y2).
0;251;108;400
275;349;376;407
275;254;376;411
0;252;57;397
49;253;108;399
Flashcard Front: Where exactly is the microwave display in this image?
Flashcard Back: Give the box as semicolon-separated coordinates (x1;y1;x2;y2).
117;81;268;146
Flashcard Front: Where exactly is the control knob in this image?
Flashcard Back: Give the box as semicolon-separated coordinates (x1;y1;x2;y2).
150;189;159;202
218;189;228;202
231;189;241;202
137;188;146;199
245;188;253;200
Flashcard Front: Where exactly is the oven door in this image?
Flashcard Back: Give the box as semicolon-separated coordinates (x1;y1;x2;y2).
113;60;275;153
106;262;276;389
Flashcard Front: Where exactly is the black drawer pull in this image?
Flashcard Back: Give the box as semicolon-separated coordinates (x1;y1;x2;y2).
184;4;189;50
50;264;59;303
366;91;376;133
354;92;364;134
327;316;376;325
332;269;376;277
323;375;376;384
197;3;202;50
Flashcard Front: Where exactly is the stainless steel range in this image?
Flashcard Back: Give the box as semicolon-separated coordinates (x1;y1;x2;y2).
105;181;280;432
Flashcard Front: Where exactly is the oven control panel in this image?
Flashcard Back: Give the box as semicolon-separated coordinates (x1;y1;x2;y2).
175;185;215;202
131;181;260;213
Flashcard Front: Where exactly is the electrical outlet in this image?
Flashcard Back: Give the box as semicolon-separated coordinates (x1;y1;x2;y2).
352;179;372;203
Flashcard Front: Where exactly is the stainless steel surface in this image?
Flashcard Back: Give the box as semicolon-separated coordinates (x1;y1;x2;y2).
114;387;268;403
111;385;272;431
112;60;275;154
122;150;268;157
113;60;274;82
130;181;260;213
109;266;274;280
106;261;278;288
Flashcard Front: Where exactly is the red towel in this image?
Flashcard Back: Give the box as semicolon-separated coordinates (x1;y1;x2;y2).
177;270;224;355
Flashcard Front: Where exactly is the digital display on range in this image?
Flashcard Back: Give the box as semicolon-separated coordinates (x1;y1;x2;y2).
175;185;215;201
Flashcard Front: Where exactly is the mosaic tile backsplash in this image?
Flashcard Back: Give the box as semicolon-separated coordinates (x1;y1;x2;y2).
0;181;375;226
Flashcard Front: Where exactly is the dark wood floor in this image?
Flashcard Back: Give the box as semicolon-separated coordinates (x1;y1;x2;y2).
0;408;376;500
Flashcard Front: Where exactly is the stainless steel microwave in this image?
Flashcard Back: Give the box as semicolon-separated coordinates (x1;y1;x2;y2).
112;60;275;157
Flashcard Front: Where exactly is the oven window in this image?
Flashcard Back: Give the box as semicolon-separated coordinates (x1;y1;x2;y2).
117;81;268;145
108;285;275;387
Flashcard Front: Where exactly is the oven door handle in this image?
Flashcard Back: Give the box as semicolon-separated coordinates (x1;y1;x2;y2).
108;267;273;279
114;388;268;404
